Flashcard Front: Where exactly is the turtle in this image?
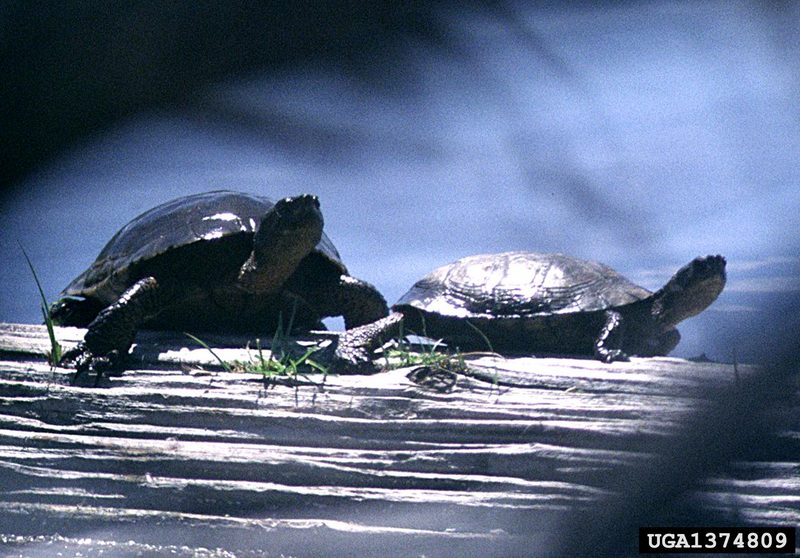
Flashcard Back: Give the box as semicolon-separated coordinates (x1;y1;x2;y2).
335;251;726;367
50;190;388;377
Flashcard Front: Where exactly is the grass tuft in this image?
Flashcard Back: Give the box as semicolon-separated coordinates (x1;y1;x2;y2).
238;337;328;376
383;338;468;373
185;309;329;387
243;309;328;380
20;244;62;365
381;316;467;374
383;316;500;372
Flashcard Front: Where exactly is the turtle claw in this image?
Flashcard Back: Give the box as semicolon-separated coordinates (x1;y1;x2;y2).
329;313;404;374
60;343;124;385
599;349;629;363
330;343;380;375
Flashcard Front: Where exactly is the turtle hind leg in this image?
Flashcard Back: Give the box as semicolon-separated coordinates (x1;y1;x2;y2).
330;275;389;328
295;273;389;329
61;276;172;383
593;310;630;363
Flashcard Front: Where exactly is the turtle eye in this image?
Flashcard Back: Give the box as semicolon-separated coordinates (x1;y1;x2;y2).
297;194;320;208
275;195;320;217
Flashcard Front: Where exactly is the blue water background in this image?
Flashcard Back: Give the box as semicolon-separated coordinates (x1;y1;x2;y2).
2;2;798;363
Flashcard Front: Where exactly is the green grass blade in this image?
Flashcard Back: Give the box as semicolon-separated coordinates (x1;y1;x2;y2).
19;244;49;306
465;319;494;353
184;332;232;373
19;243;62;364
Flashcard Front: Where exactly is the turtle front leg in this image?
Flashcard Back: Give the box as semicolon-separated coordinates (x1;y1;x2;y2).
60;277;169;383
594;309;630;363
331;312;404;373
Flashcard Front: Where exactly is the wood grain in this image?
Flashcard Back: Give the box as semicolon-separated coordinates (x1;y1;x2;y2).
0;323;796;557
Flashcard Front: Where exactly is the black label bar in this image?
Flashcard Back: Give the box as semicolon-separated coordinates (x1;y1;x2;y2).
639;527;796;554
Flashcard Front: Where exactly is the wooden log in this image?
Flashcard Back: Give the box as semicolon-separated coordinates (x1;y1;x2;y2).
0;322;797;556
0;321;302;367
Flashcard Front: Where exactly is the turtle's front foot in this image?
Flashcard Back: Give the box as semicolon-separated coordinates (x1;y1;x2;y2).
60;343;125;385
329;313;405;374
330;336;380;374
594;310;630;363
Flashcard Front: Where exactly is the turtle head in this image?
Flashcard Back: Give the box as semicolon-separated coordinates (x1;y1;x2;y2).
651;255;726;328
48;295;103;327
256;194;323;258
262;193;321;231
239;194;324;292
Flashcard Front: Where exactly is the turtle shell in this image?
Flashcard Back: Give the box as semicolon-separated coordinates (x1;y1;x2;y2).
61;190;344;304
395;251;652;319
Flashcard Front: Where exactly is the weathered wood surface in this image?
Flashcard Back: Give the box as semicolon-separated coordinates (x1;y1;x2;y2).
0;323;798;557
